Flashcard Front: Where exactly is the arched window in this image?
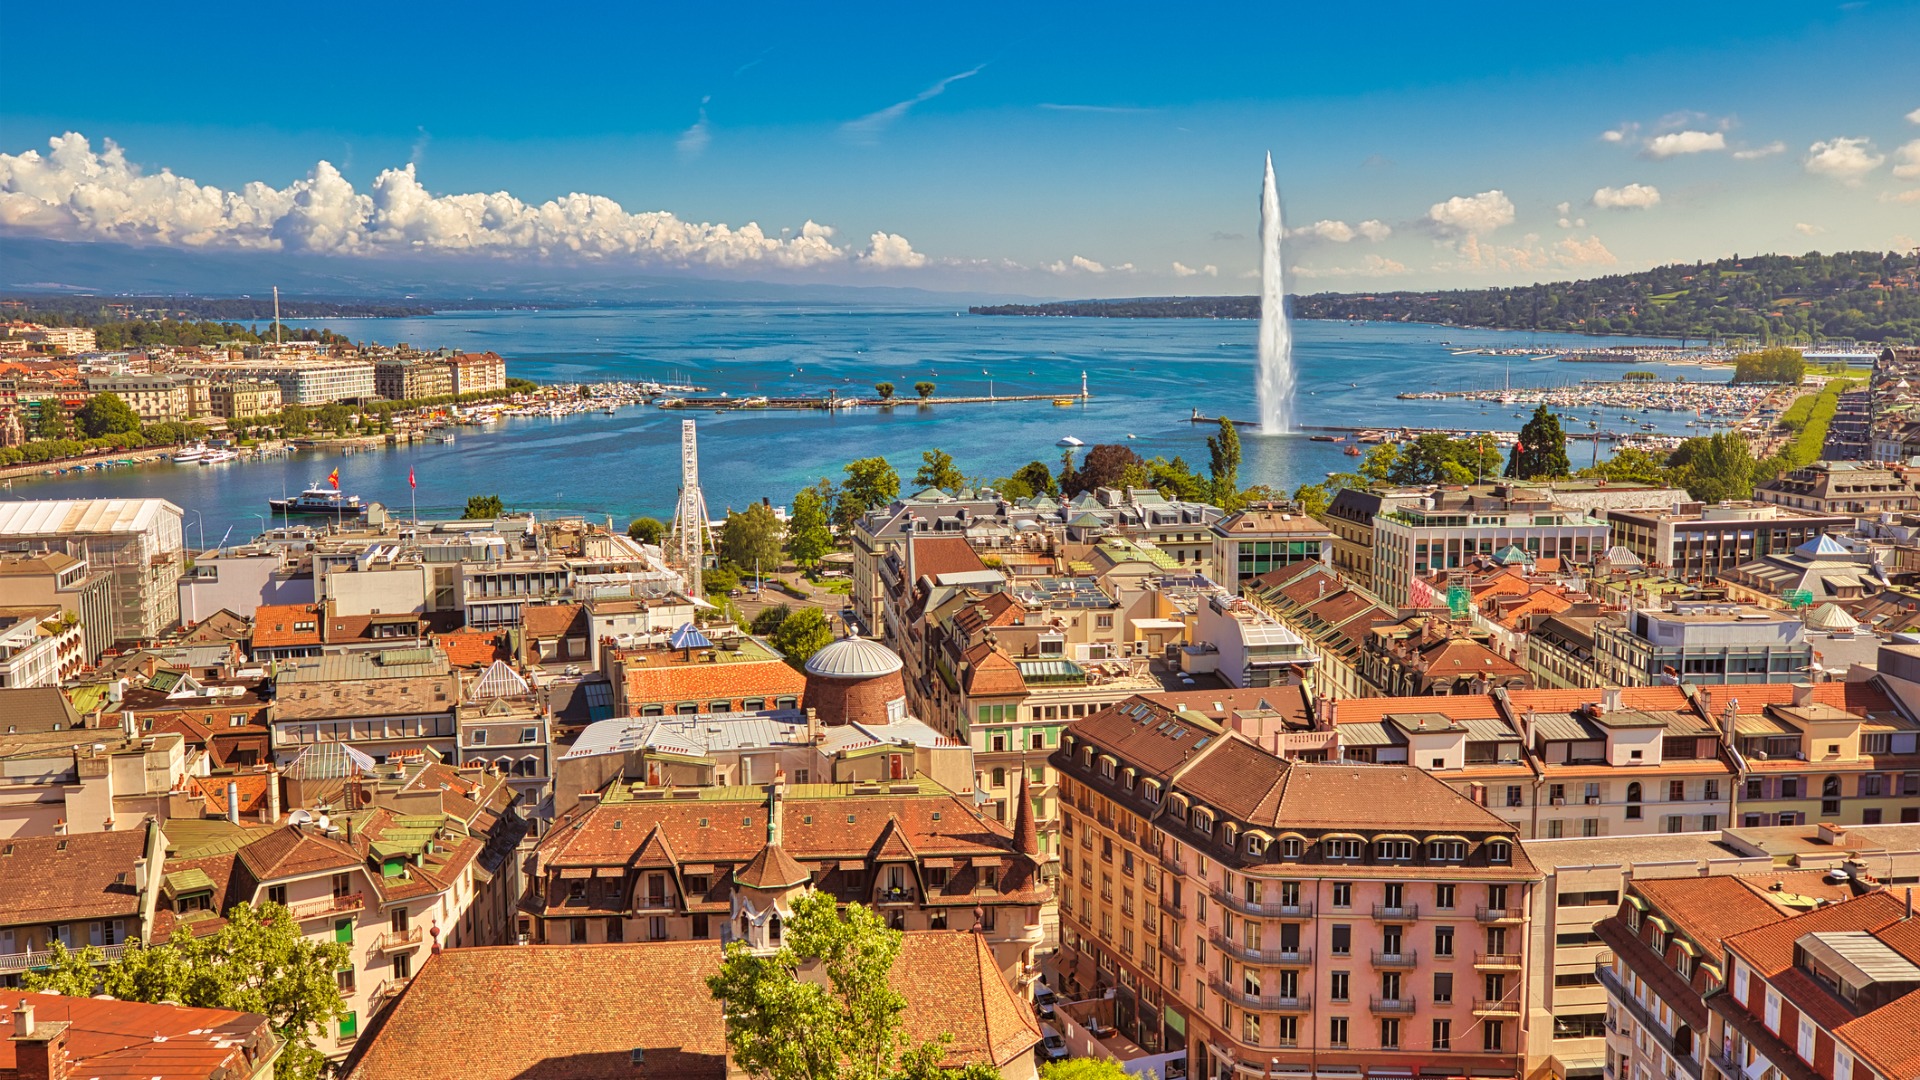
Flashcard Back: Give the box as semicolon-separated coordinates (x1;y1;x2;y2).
1822;776;1841;798
768;913;783;944
1625;782;1643;821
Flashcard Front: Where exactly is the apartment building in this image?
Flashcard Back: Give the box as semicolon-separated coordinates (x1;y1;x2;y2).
81;373;206;422
1242;561;1394;700
269;651;461;765
0;822;166;986
0;499;186;645
607;634;806;719
1607;502;1854;583
1324;489;1423;595
1372;489;1608;607
1593;602;1815;687
157;760;527;1061
1707;889;1920;1080
373;358;453;401
1210;503;1334;591
1052;694;1540;1080
523;775;1051;982
1594;873;1862;1080
447;351;507;396
1755;460;1920;515
215;360;376;405
1702;680;1920;828
208;378;282;420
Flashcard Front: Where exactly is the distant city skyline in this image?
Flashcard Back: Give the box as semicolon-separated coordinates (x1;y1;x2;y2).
1;0;1916;296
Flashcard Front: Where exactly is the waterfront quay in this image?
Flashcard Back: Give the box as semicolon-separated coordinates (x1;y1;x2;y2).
1398;377;1790;418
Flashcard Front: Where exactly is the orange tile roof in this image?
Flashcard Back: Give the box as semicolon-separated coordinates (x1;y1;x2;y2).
520;602;586;640
344;933;1038;1080
0;829;149;926
622;657;806;709
961;644;1026;697
194;773;273;817
905;536;990;581
1632;876;1797;965
435;630;511;669
0;989;277;1078
250;602;321;648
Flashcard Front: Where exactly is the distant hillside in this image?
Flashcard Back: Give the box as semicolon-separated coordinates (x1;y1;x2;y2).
971;251;1920;344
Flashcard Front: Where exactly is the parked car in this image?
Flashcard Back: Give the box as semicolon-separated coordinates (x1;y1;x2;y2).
1038;1025;1069;1063
1032;981;1058;1022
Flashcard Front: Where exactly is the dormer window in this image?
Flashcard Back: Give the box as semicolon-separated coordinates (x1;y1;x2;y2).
1487;840;1512;864
1281;838;1303;859
1192;808;1213;833
1427;839;1466;861
1098;756;1115;780
1376;839;1414;861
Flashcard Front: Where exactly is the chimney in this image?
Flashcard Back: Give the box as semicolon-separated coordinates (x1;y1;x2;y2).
1601;687;1622;714
10;1000;72;1080
904;517;918;590
767;772;786;847
267;764;282;823
1791;682;1816;707
1816;821;1847;846
226;781;240;824
805;707;823;744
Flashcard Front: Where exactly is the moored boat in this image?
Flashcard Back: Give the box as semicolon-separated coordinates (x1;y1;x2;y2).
269;485;363;515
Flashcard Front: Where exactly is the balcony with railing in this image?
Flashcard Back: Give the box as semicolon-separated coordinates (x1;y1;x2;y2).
1369;995;1418;1014
1158;892;1186;920
1476;904;1526;924
373;927;424;954
288;893;366;921
1158;935;1187;963
1475;952;1525;970
1210;930;1311;966
0;941;130;974
371;975;412;1003
1372;902;1420;921
1472;997;1523;1017
1156;848;1187;877
1211;978;1312;1013
1211;885;1312;918
1370;948;1419;968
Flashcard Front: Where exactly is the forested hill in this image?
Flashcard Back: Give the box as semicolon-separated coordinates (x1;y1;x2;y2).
970;250;1920;343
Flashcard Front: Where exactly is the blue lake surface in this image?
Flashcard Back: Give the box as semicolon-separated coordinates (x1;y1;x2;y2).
11;306;1715;542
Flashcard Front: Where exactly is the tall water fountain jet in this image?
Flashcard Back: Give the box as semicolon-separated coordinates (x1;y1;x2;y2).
1255;152;1295;435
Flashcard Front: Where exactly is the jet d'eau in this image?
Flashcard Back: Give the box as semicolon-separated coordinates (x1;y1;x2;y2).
1256;152;1295;436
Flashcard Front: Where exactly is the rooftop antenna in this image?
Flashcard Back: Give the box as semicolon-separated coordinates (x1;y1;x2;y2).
272;286;281;345
671;419;712;598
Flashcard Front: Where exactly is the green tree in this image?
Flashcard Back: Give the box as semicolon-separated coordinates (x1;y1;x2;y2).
1146;456;1209;502
19;940;109;996
1730;346;1807;385
787;480;835;568
33;401;68;441
1206;416;1242;507
1057;449;1078;496
1507;404;1571;479
74;393;144;439
841;457;901;522
1670;432;1758;503
705;565;742;596
751;603;793;636
722;503;786;574
1390;433;1498;485
914;381;935;400
1011;460;1057;498
914;449;963;493
28;902;348;1080
1578;447;1672;485
874;382;896;401
1291;482;1330;518
708;892;970;1080
463;494;504;519
769;606;834;668
1041;1061;1132;1080
627;516;668;545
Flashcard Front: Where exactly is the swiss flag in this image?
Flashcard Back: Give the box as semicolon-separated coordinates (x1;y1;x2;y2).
409;467;417;490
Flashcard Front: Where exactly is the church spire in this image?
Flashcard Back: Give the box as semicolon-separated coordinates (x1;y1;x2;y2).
1012;768;1039;859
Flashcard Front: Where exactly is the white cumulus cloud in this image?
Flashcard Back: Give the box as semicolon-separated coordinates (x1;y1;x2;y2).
1644;130;1726;158
0;132;939;273
1289;255;1410;279
1591;183;1661;210
1805;137;1885;182
1553;202;1587;229
1554;235;1617;268
1427;190;1515;236
1356;220;1392;241
1794;223;1823;236
1044;255;1109;274
1291;219;1355;243
1170;261;1218;277
1909;107;1920;124
1732;141;1786;160
1892;140;1920;181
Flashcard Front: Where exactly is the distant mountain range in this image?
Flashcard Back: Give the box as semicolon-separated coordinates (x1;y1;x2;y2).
0;236;1023;308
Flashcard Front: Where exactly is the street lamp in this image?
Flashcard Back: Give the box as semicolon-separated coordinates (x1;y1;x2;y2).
983;369;993;401
183;509;206;554
252;513;269;540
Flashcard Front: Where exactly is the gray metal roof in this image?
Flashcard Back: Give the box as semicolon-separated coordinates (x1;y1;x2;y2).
803;633;904;678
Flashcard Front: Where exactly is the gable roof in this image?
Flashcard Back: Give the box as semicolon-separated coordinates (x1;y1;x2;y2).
342;934;1039;1080
0;828;149;926
0;989;277;1079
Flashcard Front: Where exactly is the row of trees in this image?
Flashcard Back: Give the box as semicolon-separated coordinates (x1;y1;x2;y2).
873;381;936;400
0;392;211;467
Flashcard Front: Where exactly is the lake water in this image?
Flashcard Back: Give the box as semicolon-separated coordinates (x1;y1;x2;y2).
13;306;1714;543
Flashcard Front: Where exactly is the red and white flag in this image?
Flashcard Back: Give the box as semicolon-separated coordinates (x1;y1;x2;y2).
409;467;417;490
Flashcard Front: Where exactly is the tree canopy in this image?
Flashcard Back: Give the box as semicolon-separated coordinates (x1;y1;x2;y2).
914;381;936;399
1730;346;1808;384
706;892;998;1080
841;457;901;521
787;480;836;568
1506;404;1571;480
874;382;896;400
1067;444;1144;495
1206;416;1242;507
627;516;667;545
722;503;786;574
74;393;143;438
769;606;834;669
462;494;504;519
913;449;963;493
23;902;350;1080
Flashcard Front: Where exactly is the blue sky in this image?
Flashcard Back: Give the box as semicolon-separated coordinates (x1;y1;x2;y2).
2;0;1917;295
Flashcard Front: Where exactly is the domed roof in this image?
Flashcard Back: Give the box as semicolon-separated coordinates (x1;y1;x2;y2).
804;631;904;679
1804;602;1858;632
